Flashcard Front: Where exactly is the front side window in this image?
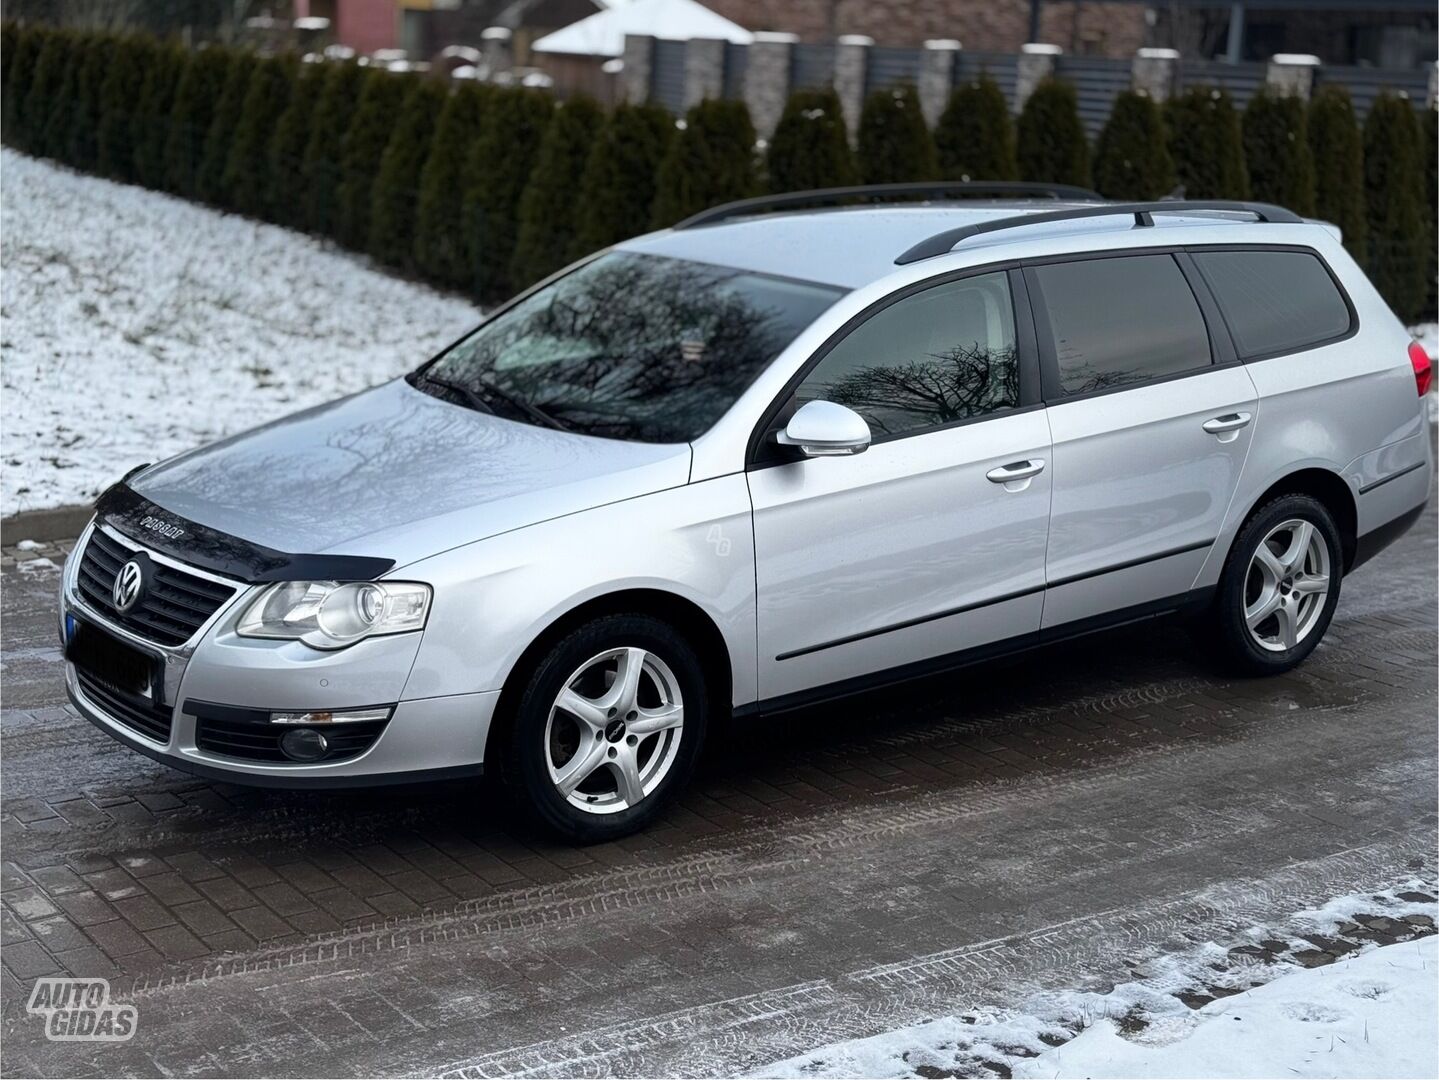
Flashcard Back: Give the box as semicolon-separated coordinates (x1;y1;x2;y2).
1192;249;1352;358
794;271;1021;439
417;252;842;443
1033;254;1212;396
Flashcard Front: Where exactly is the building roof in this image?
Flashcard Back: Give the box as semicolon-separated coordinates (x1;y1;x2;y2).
531;0;752;57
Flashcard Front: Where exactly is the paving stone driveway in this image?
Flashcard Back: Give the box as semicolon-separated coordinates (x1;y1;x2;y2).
1;489;1435;1076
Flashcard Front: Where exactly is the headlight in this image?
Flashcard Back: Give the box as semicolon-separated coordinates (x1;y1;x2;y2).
237;581;431;649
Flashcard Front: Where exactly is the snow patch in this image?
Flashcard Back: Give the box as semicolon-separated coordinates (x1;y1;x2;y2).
1;150;480;514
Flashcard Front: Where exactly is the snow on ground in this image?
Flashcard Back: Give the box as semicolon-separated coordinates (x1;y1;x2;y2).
1412;322;1437;362
758;883;1437;1080
0;150;480;514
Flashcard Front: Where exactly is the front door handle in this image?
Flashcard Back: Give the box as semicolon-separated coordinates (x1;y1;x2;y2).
1202;412;1252;436
986;459;1046;487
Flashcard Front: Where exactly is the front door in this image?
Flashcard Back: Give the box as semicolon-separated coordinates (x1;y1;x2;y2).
748;269;1053;702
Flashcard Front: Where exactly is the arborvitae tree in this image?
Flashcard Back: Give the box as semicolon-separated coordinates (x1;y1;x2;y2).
132;41;185;189
96;34;154;184
650;98;757;227
460;86;553;300
1016;78;1090;187
300;60;366;238
164;45;231;199
856;83;936;185
934;73;1017;181
3;25;45;151
224;54;296;218
1424;108;1437;317
1093;89;1174;200
336;70;413;251
573;101;674;257
511;94;606;288
1163;86;1249;199
369;77;448;271
766;87;857;193
1;23;16;81
1242;88;1316;215
38;29;82;163
26;28;72;161
1363;93;1428;322
66;32;115;172
1307;84;1366;264
267;58;328;228
415;82;491;288
196;49;255;206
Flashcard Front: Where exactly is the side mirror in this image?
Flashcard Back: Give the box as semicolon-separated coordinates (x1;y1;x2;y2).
775;400;871;458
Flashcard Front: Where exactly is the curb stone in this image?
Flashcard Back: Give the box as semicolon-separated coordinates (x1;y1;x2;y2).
0;505;92;546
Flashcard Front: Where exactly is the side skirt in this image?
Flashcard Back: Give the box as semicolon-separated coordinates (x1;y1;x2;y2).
735;587;1215;720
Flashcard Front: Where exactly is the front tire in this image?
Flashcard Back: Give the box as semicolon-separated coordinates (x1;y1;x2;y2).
498;613;708;843
1207;493;1343;676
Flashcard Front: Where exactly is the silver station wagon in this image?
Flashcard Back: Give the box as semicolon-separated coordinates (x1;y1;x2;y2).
61;185;1434;841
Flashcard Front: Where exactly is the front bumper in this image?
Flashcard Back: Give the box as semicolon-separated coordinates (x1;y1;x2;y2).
61;521;496;787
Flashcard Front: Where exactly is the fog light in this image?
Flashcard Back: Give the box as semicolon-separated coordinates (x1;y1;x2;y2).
280;728;329;762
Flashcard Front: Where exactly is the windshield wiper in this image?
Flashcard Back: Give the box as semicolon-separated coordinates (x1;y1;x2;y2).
469;375;569;432
417;371;496;416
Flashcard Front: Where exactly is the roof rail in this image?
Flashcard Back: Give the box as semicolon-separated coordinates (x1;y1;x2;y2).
673;181;1103;230
894;200;1304;264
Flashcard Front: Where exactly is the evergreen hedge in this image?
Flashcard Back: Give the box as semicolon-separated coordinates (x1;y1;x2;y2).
766;87;856;192
415;83;491;289
1017;78;1090;187
38;29;82;162
1093;89;1173;199
651;98;757;227
96;34;154;184
1242;88;1316;215
934;73;1017;181
1307;84;1366;264
857;83;936;185
224;54;296;218
460;86;554;300
1363;93;1428;322
133;41;185;189
336;69;412;251
512;94;606;288
27;28;73;161
3;25;44;151
1163;86;1249;199
196;50;256;206
164;46;231;199
300;60;366;238
574;102;674;256
370;77;449;271
68;33;115;173
267;58;328;229
1425;108;1437;317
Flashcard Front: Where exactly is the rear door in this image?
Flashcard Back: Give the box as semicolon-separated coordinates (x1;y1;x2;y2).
1025;251;1259;630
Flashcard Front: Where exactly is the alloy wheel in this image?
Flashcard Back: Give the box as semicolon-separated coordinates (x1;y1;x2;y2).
1243;518;1331;653
543;646;685;815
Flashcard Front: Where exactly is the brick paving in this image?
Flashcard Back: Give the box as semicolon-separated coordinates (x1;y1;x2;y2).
0;489;1434;1076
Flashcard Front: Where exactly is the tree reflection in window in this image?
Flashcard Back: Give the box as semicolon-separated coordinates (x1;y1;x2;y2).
796;272;1020;438
425;252;842;443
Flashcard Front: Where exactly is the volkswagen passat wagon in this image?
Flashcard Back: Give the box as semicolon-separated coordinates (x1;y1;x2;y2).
61;188;1433;841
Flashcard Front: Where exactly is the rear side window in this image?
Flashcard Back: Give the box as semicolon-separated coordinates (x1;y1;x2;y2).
1192;249;1352;358
1032;254;1211;396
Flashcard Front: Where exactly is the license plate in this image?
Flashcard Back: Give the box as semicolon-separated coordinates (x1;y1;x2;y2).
66;620;155;701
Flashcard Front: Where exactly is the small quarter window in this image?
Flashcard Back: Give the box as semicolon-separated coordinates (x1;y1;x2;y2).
1192;249;1352;358
1033;254;1212;396
794;271;1020;439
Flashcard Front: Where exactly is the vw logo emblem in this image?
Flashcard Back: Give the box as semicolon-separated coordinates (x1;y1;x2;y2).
112;560;145;613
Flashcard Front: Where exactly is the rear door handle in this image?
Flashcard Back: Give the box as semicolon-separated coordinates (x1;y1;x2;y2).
986;459;1046;484
1202;412;1252;435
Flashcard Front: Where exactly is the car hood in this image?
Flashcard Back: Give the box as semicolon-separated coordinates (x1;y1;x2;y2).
129;378;692;569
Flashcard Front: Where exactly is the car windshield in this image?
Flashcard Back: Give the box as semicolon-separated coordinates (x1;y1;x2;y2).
414;252;843;442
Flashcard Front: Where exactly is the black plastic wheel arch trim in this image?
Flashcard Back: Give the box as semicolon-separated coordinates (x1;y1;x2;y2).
94;482;396;584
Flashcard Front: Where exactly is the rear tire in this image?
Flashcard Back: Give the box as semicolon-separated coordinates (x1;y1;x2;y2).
498;613;708;843
1206;493;1342;676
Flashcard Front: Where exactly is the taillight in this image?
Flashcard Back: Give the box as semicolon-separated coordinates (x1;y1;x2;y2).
1409;341;1434;397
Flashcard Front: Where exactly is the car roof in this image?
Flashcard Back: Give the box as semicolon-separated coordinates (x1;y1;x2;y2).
615;201;1327;290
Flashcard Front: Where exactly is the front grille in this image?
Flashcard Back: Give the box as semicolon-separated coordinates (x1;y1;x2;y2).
75;668;173;744
195;713;388;763
76;528;237;647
